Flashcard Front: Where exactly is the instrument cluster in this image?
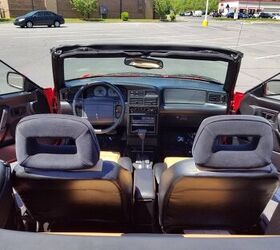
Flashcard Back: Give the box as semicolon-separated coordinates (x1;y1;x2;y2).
86;86;119;97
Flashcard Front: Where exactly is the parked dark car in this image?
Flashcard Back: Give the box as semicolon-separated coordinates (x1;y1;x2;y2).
259;12;272;18
14;10;65;28
212;11;221;17
239;12;250;18
227;12;249;19
226;12;235;18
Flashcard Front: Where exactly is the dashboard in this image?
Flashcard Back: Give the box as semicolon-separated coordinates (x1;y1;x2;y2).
59;79;228;135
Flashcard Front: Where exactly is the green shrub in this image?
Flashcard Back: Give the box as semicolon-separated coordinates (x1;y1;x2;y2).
70;0;97;19
154;0;170;21
0;18;10;22
169;11;176;21
121;12;129;21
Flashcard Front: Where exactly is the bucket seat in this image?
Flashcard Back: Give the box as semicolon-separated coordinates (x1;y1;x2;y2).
12;114;133;230
157;115;279;233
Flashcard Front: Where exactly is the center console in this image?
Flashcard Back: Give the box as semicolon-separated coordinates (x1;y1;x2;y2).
127;89;159;231
133;168;156;232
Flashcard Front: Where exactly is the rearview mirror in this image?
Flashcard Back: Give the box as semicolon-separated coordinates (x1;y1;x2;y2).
7;72;25;90
124;57;163;69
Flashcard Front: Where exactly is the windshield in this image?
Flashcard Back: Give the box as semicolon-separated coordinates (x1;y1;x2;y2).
64;57;229;84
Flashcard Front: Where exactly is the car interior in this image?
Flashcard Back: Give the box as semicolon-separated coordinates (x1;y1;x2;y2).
0;45;280;239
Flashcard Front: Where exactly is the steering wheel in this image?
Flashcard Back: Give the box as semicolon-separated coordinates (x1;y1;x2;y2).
72;81;125;134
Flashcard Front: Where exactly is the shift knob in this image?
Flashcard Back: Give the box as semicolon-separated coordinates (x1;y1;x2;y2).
137;129;147;141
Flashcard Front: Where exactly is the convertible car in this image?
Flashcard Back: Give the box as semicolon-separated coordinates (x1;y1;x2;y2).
0;44;280;249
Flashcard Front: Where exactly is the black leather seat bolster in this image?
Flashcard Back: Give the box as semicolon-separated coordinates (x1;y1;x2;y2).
154;163;167;184
0;161;13;228
118;157;133;172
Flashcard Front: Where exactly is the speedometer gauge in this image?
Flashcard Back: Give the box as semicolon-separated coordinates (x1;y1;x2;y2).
108;88;118;97
94;86;107;97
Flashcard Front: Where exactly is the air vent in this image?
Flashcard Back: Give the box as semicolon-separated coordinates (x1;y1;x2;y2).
130;98;143;105
208;93;226;104
144;98;158;106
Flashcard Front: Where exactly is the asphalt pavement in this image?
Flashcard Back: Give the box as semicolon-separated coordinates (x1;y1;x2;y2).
0;17;280;92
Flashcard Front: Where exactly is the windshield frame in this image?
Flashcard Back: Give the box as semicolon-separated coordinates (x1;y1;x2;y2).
51;44;243;94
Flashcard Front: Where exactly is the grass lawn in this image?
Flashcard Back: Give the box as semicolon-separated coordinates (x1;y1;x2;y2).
0;18;12;23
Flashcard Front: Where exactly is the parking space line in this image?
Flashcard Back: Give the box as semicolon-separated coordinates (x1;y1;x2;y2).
238;40;280;47
14;32;198;40
255;54;280;60
57;35;232;43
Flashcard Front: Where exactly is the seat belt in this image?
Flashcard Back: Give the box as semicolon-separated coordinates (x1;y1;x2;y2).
266;202;280;235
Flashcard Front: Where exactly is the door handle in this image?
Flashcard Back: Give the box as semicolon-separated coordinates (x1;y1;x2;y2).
0;107;9;131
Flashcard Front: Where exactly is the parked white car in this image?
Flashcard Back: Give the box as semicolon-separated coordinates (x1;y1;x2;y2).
272;15;280;20
193;10;203;17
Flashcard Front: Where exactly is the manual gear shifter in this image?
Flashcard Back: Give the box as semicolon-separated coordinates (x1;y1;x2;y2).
137;129;147;159
133;129;152;169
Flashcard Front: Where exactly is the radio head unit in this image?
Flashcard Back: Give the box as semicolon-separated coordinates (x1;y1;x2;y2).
128;89;159;135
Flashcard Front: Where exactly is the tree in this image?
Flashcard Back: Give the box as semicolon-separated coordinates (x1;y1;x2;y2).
70;0;97;19
208;0;219;12
183;0;218;12
170;0;186;15
154;0;171;20
169;0;188;21
154;0;187;21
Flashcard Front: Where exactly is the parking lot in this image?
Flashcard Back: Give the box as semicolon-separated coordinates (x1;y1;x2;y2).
0;18;280;92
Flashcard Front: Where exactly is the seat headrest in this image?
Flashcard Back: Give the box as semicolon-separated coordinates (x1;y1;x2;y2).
16;114;100;170
192;115;273;169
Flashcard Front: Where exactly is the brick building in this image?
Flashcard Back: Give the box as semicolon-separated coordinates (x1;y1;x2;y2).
0;0;154;19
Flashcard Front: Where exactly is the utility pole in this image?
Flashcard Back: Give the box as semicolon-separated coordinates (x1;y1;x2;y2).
202;0;209;27
31;0;34;11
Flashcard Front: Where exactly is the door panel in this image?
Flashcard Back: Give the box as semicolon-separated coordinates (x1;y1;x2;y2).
0;60;50;163
32;12;45;25
44;12;54;25
240;73;280;170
